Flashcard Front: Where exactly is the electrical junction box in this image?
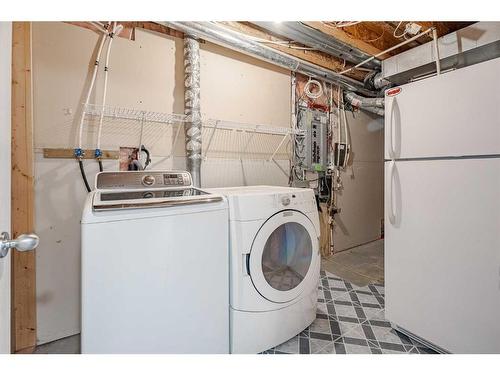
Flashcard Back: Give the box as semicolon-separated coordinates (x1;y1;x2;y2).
333;142;350;168
404;22;422;36
297;106;328;172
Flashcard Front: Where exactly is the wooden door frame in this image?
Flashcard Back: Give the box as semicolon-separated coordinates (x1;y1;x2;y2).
11;21;36;354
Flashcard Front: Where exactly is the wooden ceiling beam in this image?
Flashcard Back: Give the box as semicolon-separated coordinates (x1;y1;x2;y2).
121;21;184;39
65;21;184;41
220;22;366;81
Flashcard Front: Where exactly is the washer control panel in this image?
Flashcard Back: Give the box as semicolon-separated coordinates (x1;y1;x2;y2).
96;171;192;190
142;175;156;186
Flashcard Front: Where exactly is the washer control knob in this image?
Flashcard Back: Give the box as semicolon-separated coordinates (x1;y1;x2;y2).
281;196;291;206
142;175;155;186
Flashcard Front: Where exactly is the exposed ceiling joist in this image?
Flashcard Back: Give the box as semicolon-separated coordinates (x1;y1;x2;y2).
311;21;474;60
302;21;387;58
65;21;184;41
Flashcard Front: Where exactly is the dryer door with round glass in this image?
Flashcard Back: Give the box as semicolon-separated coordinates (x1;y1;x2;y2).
249;210;319;303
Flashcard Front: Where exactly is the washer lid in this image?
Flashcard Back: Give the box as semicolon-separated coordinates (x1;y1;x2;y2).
249;210;319;303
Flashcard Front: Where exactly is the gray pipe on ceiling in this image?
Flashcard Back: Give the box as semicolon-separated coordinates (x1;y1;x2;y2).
183;35;202;187
160;21;378;97
252;22;381;70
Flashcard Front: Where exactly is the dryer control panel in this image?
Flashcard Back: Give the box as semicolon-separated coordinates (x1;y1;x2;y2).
276;191;317;212
96;171;192;190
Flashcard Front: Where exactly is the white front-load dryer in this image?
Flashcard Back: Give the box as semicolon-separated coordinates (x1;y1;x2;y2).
209;186;321;353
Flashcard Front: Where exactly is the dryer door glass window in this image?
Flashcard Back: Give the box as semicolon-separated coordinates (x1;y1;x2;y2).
261;222;313;291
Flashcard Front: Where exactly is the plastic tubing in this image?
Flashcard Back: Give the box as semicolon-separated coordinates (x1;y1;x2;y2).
304;78;323;99
95;22;124;154
76;24;109;152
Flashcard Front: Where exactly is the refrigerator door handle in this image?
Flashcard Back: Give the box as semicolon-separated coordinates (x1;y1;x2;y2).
388;160;397;225
388;97;395;159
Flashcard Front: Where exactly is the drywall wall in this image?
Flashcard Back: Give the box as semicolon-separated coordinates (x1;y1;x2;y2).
32;22;290;344
333;110;384;252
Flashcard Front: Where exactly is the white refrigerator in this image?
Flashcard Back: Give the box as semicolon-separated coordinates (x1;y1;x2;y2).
384;57;500;353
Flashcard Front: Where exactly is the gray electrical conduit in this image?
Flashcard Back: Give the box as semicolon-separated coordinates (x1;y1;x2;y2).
159;21;377;98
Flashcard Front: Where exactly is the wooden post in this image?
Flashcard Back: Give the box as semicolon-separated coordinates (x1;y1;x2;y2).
11;21;36;354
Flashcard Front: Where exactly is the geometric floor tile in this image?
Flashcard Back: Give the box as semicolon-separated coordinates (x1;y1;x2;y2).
265;269;438;355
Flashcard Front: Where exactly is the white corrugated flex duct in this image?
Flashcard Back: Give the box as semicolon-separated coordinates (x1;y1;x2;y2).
184;35;202;187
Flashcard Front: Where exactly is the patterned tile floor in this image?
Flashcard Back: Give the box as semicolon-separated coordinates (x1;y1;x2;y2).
263;270;437;354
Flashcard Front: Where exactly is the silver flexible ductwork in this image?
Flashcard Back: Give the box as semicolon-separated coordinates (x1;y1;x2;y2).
345;91;385;117
161;21;377;97
253;22;381;70
373;72;391;89
345;91;384;108
363;70;391;91
184;35;202;187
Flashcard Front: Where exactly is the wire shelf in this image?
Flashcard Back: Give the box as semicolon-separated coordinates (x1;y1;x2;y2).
84;103;189;124
81;104;302;161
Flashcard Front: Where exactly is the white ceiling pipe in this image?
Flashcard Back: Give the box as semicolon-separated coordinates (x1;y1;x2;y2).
339;27;435;76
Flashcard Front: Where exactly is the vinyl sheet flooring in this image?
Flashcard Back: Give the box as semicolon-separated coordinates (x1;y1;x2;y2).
322;239;385;287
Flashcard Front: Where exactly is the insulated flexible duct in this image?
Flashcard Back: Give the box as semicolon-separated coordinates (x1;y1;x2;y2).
161;21;377;97
184;35;202;187
344;92;385;117
363;70;391;91
344;91;385;108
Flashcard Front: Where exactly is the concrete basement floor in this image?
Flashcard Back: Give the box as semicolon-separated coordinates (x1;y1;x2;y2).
322;239;384;287
34;239;385;354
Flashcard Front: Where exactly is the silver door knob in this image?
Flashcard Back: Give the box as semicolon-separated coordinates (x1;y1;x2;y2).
0;232;39;258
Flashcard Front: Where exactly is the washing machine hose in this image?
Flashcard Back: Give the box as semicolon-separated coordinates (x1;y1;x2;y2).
79;159;91;193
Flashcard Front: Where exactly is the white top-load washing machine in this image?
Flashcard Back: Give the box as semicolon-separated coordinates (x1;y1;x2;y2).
81;171;229;353
208;186;320;353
